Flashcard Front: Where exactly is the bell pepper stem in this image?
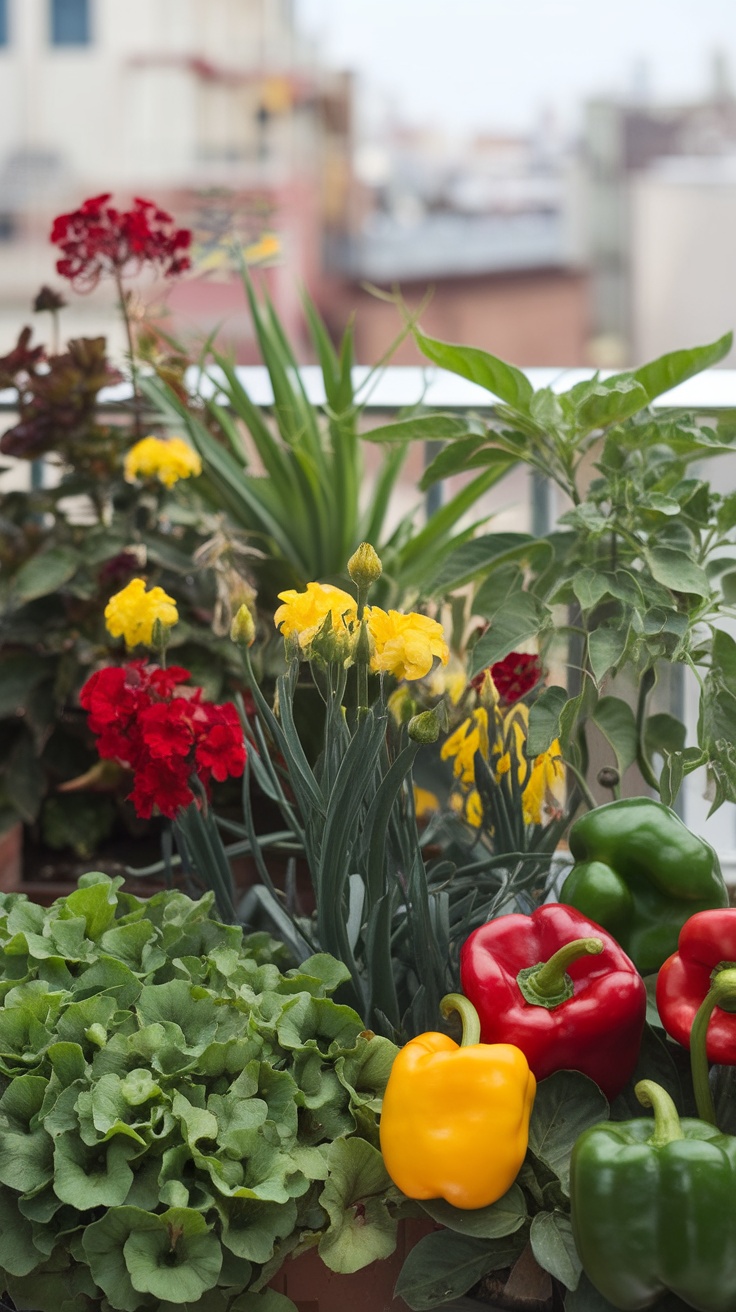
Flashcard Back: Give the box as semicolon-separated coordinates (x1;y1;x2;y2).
516;937;604;1009
635;1080;685;1146
440;993;481;1047
690;966;736;1126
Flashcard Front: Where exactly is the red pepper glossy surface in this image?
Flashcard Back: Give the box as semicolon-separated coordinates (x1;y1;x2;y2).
657;909;736;1062
459;903;646;1101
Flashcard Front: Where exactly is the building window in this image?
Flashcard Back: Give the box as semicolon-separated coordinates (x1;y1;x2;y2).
50;0;90;46
0;0;8;48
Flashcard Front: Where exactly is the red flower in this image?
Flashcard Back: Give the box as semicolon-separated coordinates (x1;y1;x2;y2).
130;760;195;820
470;651;542;704
138;699;194;760
491;652;542;703
51;194;192;292
195;704;246;783
79;659;246;820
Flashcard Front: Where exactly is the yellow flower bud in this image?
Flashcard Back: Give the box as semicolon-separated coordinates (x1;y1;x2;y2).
348;542;383;590
231;603;256;647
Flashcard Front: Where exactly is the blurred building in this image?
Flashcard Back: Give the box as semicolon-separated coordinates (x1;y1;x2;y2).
320;122;591;367
583;57;736;365
0;0;352;359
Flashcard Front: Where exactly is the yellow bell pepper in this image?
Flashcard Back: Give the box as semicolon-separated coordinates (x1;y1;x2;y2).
379;994;536;1210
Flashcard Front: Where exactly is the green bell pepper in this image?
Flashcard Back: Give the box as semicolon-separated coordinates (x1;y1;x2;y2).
570;1080;736;1312
559;797;727;973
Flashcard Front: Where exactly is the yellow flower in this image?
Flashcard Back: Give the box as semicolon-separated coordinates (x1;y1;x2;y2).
426;658;468;706
104;578;178;648
413;785;440;820
387;686;417;725
449;787;483;828
367;607;449;682
124;436;202;488
522;740;565;826
244;232;281;265
465;789;483;828
274;582;357;652
440;708;489;787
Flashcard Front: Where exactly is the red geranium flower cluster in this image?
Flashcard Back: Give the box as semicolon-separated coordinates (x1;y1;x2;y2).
472;651;542;704
51;194;192;292
80;660;246;819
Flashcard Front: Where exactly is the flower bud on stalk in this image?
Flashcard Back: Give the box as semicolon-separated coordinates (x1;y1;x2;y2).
151;617;170;661
408;706;443;744
231;603;256;648
348;542;382;592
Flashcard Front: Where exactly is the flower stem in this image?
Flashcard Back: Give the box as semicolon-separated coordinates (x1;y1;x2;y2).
355;583;370;717
115;270;143;441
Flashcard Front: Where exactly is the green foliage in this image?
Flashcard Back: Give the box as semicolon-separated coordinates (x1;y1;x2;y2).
0;874;401;1311
368;328;736;808
143;277;510;611
0;327;248;846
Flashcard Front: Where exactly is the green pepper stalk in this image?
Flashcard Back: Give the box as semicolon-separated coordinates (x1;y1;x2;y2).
634;1079;684;1146
440;992;481;1045
516;936;603;1009
689;966;736;1126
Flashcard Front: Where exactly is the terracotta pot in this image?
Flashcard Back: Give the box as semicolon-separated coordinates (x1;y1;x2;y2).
268;1220;431;1312
0;823;22;894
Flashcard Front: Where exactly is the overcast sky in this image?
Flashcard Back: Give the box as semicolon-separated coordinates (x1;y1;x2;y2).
295;0;736;138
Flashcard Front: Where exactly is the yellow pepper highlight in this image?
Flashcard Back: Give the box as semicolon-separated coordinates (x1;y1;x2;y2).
380;999;535;1210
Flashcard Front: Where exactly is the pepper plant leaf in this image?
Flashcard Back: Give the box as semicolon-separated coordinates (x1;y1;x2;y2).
414;328;534;411
419;1183;527;1239
530;1211;582;1291
633;331;732;403
591;696;639;777
395;1229;528;1311
528;1072;609;1195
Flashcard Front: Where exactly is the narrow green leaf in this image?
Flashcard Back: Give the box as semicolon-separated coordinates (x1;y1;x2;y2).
399;467;508;570
365;414;484;444
414;328;533;411
420;437;506;489
633;332;732;403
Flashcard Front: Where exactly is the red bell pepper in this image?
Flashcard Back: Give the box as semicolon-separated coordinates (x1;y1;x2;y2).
459;903;646;1100
657;909;736;1124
